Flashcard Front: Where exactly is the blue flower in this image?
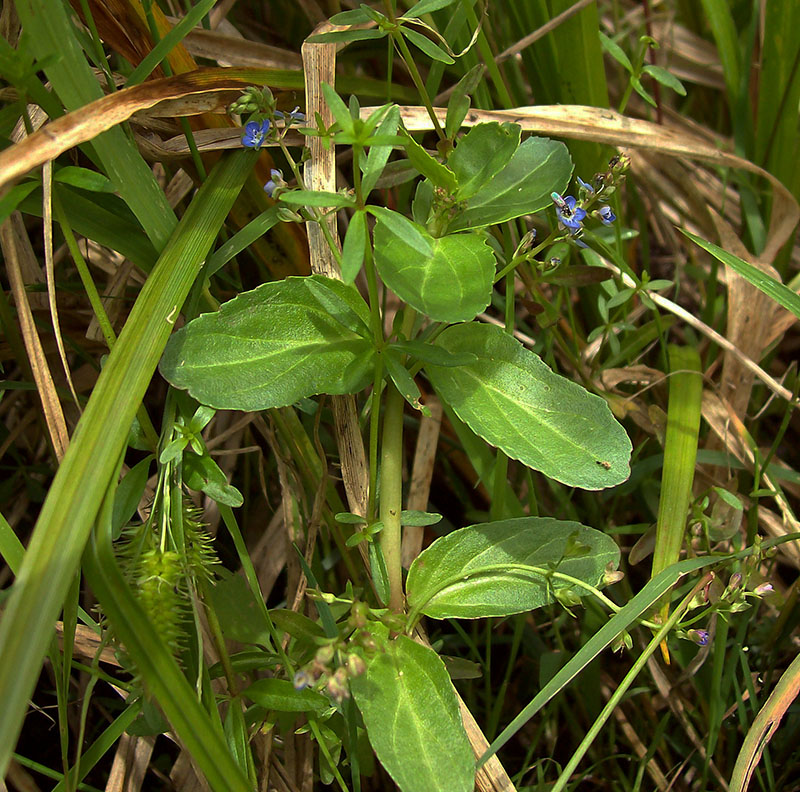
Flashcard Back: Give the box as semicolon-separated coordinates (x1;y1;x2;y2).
264;168;284;197
242;119;270;149
577;176;595;195
553;194;586;232
275;106;305;123
597;205;616;225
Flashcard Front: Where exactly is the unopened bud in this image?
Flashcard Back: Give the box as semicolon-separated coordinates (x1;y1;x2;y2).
346;653;366;677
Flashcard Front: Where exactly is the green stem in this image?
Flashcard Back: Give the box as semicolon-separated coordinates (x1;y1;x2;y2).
390;30;445;141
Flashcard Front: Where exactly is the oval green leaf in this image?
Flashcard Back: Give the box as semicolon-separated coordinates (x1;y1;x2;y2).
351;632;474;792
447;136;572;232
448;122;521;200
243;678;328;713
160;276;375;411
373;219;495;322
425;323;631;489
406;517;620;619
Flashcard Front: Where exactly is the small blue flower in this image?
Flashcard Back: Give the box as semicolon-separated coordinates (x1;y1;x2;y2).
242;119;270;149
577;176;595;195
275;106;305;123
688;629;709;646
597;204;616;225
553;194;586;232
264;168;284;197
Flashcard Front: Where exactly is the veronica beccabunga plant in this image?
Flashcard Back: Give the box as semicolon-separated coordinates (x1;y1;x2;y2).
150;74;642;792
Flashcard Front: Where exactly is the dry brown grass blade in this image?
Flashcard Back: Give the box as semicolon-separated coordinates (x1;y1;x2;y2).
105;734;154;792
401;396;443;568
1;214;69;461
374;104;799;260
730;652;800;792
701;391;800;564
175;24;302;70
42;161;81;413
0;68;296;190
709;209;782;420
301;39;369;520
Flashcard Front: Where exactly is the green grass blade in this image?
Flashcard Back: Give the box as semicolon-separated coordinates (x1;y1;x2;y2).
0;149;255;777
0;511;25;575
682;229;800;319
15;0;176;250
50;699;142;792
650;345;703;582
126;0;217;86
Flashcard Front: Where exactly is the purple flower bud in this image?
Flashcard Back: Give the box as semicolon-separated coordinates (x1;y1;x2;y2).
264;168;284;197
729;572;742;590
597;204;616;225
753;582;774;596
688;629;709;646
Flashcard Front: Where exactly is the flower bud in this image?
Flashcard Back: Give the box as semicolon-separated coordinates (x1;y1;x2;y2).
346;653;366;677
753;582;774;596
326;667;350;703
687;629;709;646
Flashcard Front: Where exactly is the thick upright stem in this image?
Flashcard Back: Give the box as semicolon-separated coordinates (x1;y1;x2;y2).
379;381;405;612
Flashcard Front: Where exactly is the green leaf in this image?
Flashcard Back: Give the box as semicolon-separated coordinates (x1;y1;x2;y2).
341;209;367;283
445;64;484;139
400;510;442;527
0;181;40;226
183;452;244;507
321;82;355;134
111;455;153;536
367;207;432;256
53;166;115;192
403;0;459;18
388;339;477;367
630;75;656;107
269;608;326;645
373;220;495;322
160;276;375;411
205;208;280;278
399;128;458;192
306;29;388;44
328;8;373;24
449;123;521;200
447;136;572;231
351;631;474;792
208;573;273;647
599;31;632;72
406;517;620;619
401;26;455;64
681;230;800;319
384;348;424;411
278;190;355;208
243;679;328;713
362;105;401;197
642;64;686;96
426;323;631;489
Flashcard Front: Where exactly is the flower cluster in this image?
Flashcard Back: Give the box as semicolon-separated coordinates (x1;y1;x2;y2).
551;154;629;242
